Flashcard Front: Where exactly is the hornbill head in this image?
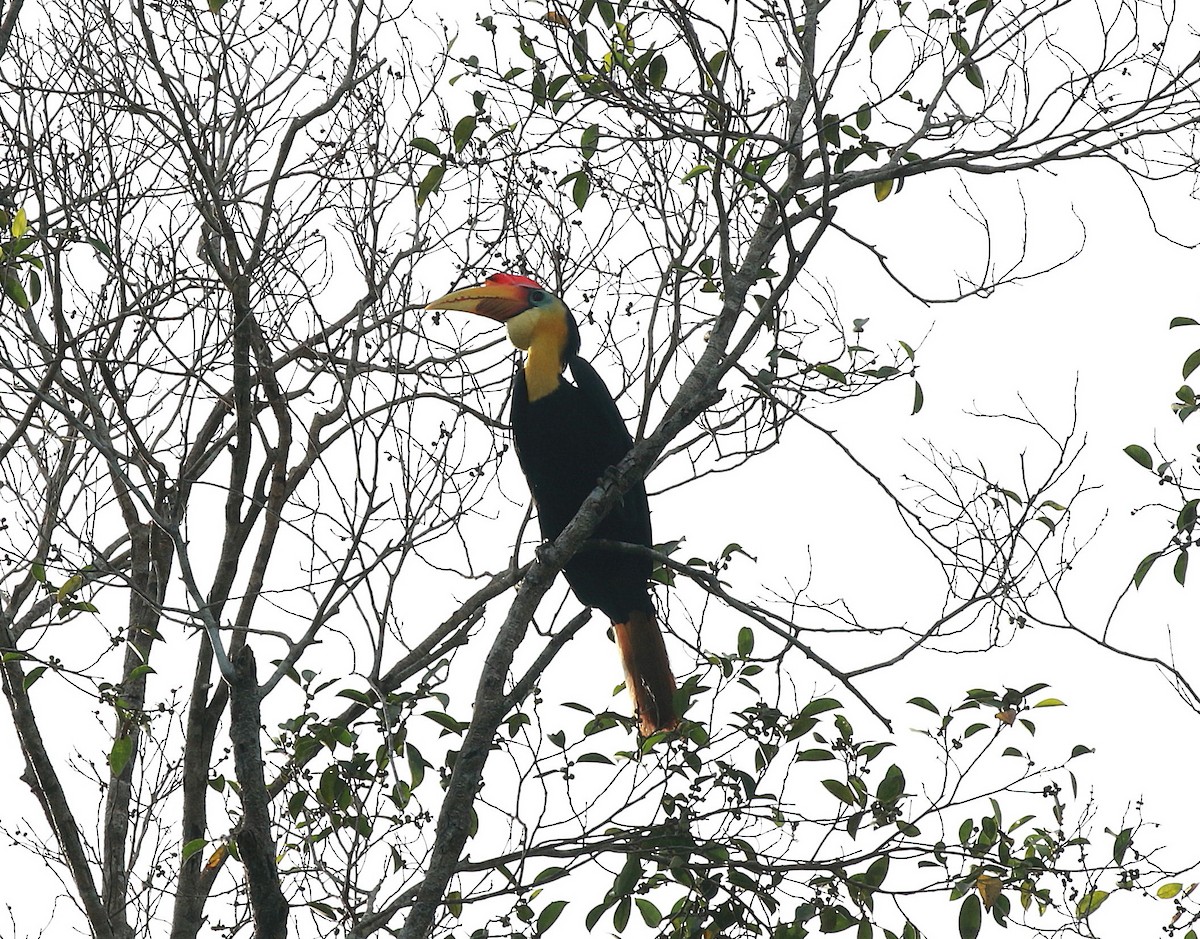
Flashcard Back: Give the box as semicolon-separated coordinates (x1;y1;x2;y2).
425;273;581;361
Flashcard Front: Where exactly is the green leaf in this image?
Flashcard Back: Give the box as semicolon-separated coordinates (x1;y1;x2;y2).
1133;551;1160;588
410;137;442;156
416;164;445;207
822;779;857;805
1183;348;1200;380
959;894;982;939
951;32;971;57
182;838;208;862
964;62;983;89
635;898;661;927
572;172;591;210
650;566;675;585
614;855;642;895
3;272;29;309
23;665;46;689
797;748;835;761
820;113;842;147
612;896;631;932
929;8;951;18
1123;444;1153;469
815;363;847;384
1113;828;1133;865
681;164;711;183
874;178;895;202
56;574;83;601
1174;550;1188;585
895;817;921;836
1157;882;1183;899
820;908;858;932
876;765;905;803
10;206;28;238
912;380;924;414
534;866;567;884
1032;698;1065;708
1076;889;1109;918
965;0;990;12
908;696;939;714
422;710;468;735
452;115;476;153
707;50;727;76
869;29;890;52
581;124;600;161
801;697;842;718
863;855;890;889
86;236;112;259
577;752;614;764
109;736;133;776
1169;316;1199;328
585;899;612;931
537;900;568;934
649;54;667;88
407;743;426;789
737;626;754;657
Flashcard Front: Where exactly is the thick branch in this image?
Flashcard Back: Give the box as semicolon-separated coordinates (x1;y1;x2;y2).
1;624;114;939
229;646;289;938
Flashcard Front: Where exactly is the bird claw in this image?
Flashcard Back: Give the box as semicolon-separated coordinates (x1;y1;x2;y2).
600;464;624;488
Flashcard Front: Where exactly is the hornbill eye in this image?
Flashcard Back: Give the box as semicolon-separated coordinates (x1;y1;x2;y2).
529;289;546;303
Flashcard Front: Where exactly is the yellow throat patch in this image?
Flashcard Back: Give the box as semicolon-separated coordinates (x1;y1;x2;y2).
506;303;569;402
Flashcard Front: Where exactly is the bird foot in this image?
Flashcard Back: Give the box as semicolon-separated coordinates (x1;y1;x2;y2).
600;464;627;491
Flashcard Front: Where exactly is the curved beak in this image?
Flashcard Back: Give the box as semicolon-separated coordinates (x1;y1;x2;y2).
425;282;529;322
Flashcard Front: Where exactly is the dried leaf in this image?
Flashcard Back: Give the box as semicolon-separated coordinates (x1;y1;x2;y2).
976;874;1003;911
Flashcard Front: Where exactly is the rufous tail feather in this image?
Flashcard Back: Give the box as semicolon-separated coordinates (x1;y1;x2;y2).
613;609;678;736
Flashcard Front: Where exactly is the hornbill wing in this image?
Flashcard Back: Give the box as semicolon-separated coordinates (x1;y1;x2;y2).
565;355;652;550
565;354;635;451
566;357;675;735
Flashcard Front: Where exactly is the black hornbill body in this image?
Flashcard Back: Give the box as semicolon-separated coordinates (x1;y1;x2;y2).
426;273;677;736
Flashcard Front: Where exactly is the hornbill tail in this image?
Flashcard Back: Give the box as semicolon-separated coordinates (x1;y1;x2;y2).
613;609;678;737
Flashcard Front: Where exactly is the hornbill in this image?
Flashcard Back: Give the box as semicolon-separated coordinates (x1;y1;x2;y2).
426;273;678;736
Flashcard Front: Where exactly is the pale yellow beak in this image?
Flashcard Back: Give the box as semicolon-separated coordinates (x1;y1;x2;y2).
425;282;530;321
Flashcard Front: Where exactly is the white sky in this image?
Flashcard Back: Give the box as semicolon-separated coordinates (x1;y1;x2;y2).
3;2;1200;937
